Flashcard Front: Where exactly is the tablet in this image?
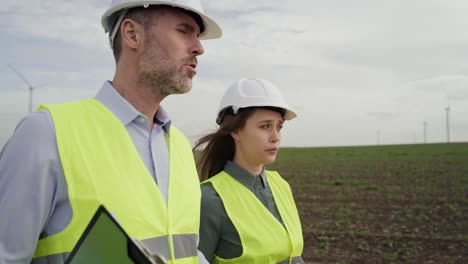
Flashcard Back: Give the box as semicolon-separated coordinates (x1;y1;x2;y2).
65;205;164;264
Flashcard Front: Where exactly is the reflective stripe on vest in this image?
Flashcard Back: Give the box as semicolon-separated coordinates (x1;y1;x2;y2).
206;170;303;263
33;99;200;263
142;233;198;260
33;234;198;263
277;256;304;264
32;253;68;264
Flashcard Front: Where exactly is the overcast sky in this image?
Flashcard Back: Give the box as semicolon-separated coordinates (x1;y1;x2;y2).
1;0;468;148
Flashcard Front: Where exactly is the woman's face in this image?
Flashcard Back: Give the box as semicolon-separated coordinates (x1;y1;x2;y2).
232;108;284;168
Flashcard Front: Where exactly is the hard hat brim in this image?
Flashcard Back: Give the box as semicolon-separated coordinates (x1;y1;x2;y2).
101;0;222;40
216;105;297;125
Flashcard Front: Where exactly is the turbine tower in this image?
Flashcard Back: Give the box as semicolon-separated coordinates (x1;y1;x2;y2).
423;121;427;144
8;64;34;113
377;129;380;146
445;106;450;143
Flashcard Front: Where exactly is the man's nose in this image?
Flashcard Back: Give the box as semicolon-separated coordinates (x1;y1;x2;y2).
191;38;205;56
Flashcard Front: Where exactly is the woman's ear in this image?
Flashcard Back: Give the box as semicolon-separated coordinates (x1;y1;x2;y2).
231;131;240;141
120;18;143;50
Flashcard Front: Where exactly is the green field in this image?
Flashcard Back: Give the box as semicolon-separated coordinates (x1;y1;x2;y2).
267;142;468;263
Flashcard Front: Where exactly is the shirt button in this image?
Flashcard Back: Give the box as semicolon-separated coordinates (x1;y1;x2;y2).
138;117;146;123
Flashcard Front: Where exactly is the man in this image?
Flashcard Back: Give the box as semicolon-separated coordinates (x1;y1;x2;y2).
0;0;221;263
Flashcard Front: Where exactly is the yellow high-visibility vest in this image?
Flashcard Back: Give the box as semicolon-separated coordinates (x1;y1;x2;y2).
33;99;200;264
205;170;303;264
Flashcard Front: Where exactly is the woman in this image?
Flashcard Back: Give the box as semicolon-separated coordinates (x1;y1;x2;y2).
194;78;304;263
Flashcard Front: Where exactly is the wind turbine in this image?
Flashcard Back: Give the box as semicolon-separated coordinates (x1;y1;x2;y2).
7;64;35;113
445;106;450;143
376;129;380;146
423;121;427;144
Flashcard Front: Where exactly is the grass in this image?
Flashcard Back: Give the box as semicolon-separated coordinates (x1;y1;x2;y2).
267;142;468;263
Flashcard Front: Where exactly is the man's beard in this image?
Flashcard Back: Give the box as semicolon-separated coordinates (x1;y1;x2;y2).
138;38;195;97
140;64;192;97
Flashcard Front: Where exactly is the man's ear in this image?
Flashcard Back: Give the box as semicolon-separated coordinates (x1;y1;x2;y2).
120;18;143;50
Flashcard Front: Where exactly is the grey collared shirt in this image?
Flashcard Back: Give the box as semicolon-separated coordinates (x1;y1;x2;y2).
0;81;207;264
199;161;303;263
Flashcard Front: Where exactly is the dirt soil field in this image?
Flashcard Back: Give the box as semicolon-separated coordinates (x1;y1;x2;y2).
268;143;468;264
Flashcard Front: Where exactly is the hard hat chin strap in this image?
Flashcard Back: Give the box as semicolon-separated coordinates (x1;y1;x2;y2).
232;106;240;114
109;8;129;49
108;4;153;49
216;106;241;125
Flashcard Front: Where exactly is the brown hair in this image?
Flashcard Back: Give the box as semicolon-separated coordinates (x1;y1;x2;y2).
194;107;285;181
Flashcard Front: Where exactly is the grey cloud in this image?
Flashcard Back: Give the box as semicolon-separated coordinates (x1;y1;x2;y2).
2;0;468;147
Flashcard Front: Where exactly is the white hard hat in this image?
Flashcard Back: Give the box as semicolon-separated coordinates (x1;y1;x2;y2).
101;0;222;48
216;78;297;124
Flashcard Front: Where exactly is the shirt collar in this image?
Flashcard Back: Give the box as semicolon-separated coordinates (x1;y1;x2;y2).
154;105;171;132
95;81;171;131
224;161;267;190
